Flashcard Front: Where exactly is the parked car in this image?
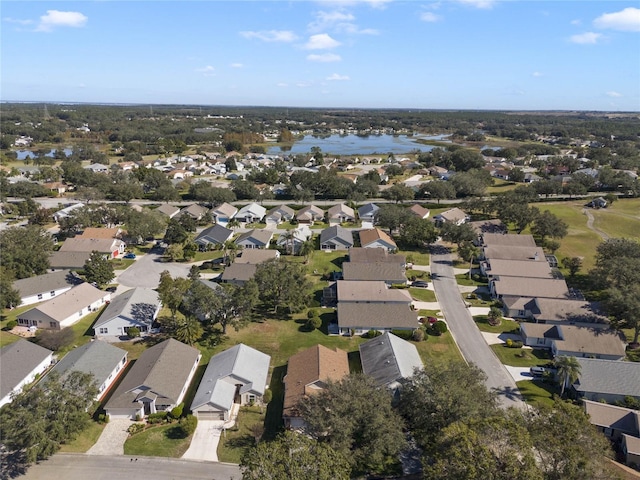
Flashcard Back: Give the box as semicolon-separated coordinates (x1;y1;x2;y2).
530;366;548;377
123;252;137;259
412;280;429;288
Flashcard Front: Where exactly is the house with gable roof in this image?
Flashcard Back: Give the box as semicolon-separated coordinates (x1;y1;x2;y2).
12;270;82;306
571;358;640;404
94;287;161;338
0;340;53;408
212;202;238;226
265;205;295;226
235;229;274;249
296;205;325;224
194;224;233;249
358;203;379;224
327;203;356;225
359;228;397;252
191;344;270;421
236;202;266;223
433;207;469;226
320;225;354;251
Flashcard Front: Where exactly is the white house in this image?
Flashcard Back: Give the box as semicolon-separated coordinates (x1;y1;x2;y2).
0;340;53;408
12;270;81;307
236;202;266;223
94;288;161;338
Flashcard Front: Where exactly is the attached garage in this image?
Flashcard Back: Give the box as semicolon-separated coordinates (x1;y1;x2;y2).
194;410;225;420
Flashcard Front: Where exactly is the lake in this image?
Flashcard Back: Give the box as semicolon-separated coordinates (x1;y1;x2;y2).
14;148;73;160
266;134;449;156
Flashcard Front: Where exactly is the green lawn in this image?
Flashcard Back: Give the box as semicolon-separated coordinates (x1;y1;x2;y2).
490;344;552;368
455;273;488;287
408;287;437;302
418;332;463;364
191;250;225;263
307;250;347;276
217;406;264;464
59;421;105;453
124;423;193;457
406;269;429;280
399;249;430;266
473;315;520;334
517;380;558;410
417;309;441;318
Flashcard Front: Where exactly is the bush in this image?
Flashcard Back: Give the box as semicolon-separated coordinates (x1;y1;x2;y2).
127;327;140;338
128;423;145;435
307;309;317;319
5;320;17;330
505;338;523;348
148;411;169;424
169;403;184;420
412;328;426;342
390;283;408;289
305;316;322;331
363;329;382;339
429;320;448;336
176;415;197;438
33;327;74;351
391;329;414;340
97;413;109;424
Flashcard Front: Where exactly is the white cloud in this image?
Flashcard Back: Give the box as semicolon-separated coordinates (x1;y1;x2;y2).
531;71;543;77
240;30;297;42
195;66;216;76
327;73;350;81
277;83;289;87
455;0;496;10
309;10;355;31
36;10;87;32
420;12;442;22
231;63;243;68
606;91;622;97
3;17;33;25
594;7;640;32
571;19;581;26
569;32;602;44
303;33;341;49
307;53;342;62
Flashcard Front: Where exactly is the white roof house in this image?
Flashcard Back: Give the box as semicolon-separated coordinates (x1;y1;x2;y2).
94;288;161;338
236;203;266;223
0;340;53;408
191;344;271;421
12;270;82;307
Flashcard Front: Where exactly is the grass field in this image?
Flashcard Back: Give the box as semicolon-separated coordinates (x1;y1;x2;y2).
516;380;558;410
217;406;264;464
123;423;193;457
59;421;105;453
408;287;437;302
490;344;552;368
473;315;520;334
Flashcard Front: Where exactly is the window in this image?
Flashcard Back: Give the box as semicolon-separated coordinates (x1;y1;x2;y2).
37;294;43;300
50;322;57;328
50;291;55;296
537;338;545;345
99;327;108;334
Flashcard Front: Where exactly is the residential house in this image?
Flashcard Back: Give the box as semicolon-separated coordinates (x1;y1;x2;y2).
58;237;126;259
583;400;640;444
348;247;406;266
235;229;274;249
84;163;109;174
334;281;417;335
212;202;238;226
490;276;570;300
265;205;295;226
359;332;423;391
53;203;85;222
482;233;537;248
572;358;640;404
0;340;53;408
296;205;325;224
482;245;547;262
622;435;640;469
433;207;469;226
408;204;430;219
481;258;554;280
236;203;266;223
155;204;181;219
358;228;397;252
17;283;110;330
327;203;356;225
519;323;626;360
220;263;258;286
342;262;406;284
42;182;67;195
12;270;81;307
502;296;607;325
235;249;280;264
283;345;349;429
357;203;379;224
79;227;122;240
191;344;271;421
105;339;201;419
94;288;161;338
194;224;233;249
319;225;354;251
48;251;93;271
276;226;313;254
45;341;128;401
179;203;209;221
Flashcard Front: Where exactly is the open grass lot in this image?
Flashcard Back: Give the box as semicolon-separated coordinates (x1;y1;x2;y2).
59;421;105;453
191;250;225;263
123;423;193;457
490;344;552;368
217;406;264;464
486;179;519;194
516;380;558;410
590;198;640;239
408;287;436;302
399;249;430;266
306;249;347;276
473;315;520;334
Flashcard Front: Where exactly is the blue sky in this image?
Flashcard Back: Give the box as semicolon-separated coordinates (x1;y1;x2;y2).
2;1;639;111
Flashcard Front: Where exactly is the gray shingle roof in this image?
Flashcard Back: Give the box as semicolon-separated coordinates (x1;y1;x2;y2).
17;283;109;324
574;358;640;398
48;251;93;269
0;340;52;401
13;270;81;298
195;224;233;245
482;233;536;248
359;332;423;387
105;338;200;410
94;288;160;328
221;263;257;283
342;263;406;283
235;229;273;247
46;341;127;389
320;225;354;247
191;344;270;411
337;303;419;330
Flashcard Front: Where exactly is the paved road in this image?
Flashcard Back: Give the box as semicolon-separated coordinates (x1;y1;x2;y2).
430;246;525;410
21;454;241;480
116;248;194;288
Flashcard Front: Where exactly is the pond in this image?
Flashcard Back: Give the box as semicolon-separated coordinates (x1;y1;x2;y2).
266;134;450;156
14;148;73;160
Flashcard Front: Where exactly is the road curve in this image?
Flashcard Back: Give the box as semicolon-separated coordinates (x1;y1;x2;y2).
430;246;525;410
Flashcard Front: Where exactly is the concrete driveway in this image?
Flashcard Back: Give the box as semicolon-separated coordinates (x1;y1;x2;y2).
181;420;223;462
87;419;132;456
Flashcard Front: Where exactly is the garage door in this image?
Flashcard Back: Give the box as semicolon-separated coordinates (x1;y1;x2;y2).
196;411;224;420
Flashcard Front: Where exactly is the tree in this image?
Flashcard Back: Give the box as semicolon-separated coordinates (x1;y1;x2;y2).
527;399;617;480
439;222;476;247
254;260;311;314
240;430;351;480
163;219;188;245
487;306;503;326
457;240;479;263
553;355;581;397
83;251;115;288
591;238;640;290
299;239;315;263
399;362;498;453
124;209;166;243
531;210;568;243
0;225;54;279
605;284;640;346
450;170;492;197
0;268;21;309
419;180;456;204
171;314;203;346
375;204;412;235
398;217;438;248
0;371;98;468
157;271;191;319
561;257;582;278
297;374;406;476
33;327;75;351
381;183;415;203
165;243;184;262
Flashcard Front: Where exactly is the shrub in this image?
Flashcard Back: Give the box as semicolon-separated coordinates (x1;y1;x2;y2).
391;329;414;340
176;415;197;438
148;412;169;424
5;320;17;330
33;327;74;351
128;423;145;435
127;327;140;338
307;309;316;319
169;403;184;420
505;339;523;348
390;283;408;289
97;413;109;424
412;328;426;342
363;329;382;339
430;320;448;336
305;316;322;331
135;414;141;422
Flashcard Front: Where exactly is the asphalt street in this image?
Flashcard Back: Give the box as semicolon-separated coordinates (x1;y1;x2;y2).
21;454;241;480
430;246;525;410
116;248;194;288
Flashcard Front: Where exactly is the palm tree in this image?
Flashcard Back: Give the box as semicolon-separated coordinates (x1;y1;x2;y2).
299;238;315;264
228;218;241;230
223;240;239;265
281;230;296;255
554;355;581;398
173;314;203;346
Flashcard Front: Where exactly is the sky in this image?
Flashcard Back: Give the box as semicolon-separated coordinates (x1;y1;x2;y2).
2;1;639;111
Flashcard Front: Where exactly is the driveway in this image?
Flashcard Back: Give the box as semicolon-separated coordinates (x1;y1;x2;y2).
181;420;223;462
116;249;193;288
430;246;526;410
87;419;132;456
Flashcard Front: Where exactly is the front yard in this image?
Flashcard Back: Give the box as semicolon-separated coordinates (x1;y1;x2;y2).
217;406;264;464
123;423;193;458
490;343;552;368
408;287;437;303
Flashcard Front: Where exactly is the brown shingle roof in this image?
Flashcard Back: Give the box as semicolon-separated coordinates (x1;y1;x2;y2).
358;228;397;249
342;263;406;283
483;246;546;261
348;247;405;265
482;233;536;248
79;227;121;239
337;303;418;330
337;281;411;303
493;277;569;299
483;258;553;278
408;204;430;218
